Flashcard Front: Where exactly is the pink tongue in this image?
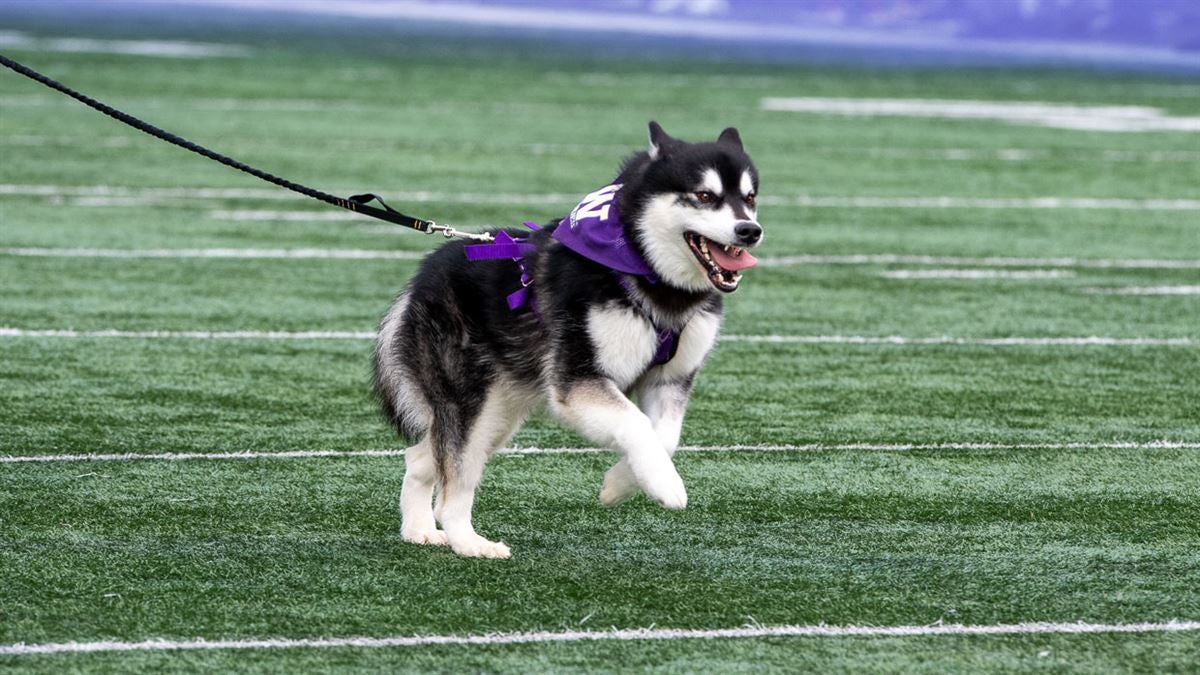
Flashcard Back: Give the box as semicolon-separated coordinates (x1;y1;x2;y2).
708;244;758;272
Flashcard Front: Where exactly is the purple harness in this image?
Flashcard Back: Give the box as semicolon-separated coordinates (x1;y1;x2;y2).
464;184;680;366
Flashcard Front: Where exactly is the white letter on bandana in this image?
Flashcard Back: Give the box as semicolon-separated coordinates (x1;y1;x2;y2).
570;184;622;228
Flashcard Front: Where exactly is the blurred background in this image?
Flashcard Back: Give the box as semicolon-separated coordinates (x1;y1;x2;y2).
4;0;1200;71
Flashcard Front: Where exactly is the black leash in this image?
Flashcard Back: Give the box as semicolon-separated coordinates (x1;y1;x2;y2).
0;52;492;242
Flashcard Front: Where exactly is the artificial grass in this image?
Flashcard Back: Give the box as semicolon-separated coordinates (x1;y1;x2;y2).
2;450;1199;645
6;632;1200;674
1;11;1199;673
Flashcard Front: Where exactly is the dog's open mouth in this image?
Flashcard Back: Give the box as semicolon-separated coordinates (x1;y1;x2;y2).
684;232;758;292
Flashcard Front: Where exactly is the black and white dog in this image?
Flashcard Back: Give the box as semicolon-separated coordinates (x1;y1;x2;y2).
373;122;762;558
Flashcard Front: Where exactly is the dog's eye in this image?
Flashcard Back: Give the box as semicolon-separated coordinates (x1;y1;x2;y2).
694;191;717;204
745;193;757;208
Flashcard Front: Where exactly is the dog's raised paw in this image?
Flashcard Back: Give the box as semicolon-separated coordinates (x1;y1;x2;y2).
402;528;449;546
450;535;512;559
599;461;640;506
599;481;639;506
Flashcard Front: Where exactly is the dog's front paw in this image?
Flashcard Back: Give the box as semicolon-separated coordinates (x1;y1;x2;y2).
599;460;640;506
402;527;449;546
449;534;512;559
643;470;688;510
627;451;688;510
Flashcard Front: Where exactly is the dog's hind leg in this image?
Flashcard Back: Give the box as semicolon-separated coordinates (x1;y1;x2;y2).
554;379;687;510
600;379;692;506
434;382;533;559
399;438;447;546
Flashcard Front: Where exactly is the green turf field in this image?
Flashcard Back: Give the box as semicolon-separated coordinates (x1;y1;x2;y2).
2;19;1200;673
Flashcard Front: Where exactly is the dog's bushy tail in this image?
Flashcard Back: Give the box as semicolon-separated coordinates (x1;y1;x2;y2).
372;292;430;443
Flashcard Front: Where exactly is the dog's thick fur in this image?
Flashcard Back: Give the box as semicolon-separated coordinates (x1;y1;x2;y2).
373;122;762;558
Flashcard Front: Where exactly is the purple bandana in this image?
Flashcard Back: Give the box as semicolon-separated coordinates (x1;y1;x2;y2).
463;184;678;365
551;184;657;280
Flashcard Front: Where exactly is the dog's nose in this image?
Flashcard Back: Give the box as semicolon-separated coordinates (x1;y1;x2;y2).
734;221;762;246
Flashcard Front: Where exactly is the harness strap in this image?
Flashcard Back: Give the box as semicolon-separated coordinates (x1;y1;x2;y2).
463;221;679;366
613;274;680;366
462;225;541;311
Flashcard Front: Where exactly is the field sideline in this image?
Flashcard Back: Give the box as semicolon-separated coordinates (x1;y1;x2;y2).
2;15;1200;673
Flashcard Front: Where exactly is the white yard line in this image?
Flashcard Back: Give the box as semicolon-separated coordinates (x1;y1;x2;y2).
761;97;1200;133
5;184;1200;211
759;254;1200;270
3;247;1198;270
0;328;1193;346
723;335;1195;346
0;328;377;340
208;210;365;222
0;135;137;148
0;30;250;59
3;441;1198;465
1084;286;1200;296
0;185;309;200
830;147;1200;163
881;269;1074;280
0;248;423;261
3;620;1199;656
0;96;370;113
785;195;1200;210
8;135;1200;163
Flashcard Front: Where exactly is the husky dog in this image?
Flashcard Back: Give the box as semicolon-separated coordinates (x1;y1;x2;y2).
373;122;762;558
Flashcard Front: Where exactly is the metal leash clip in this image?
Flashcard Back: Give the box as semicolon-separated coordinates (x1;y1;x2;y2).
427;222;495;242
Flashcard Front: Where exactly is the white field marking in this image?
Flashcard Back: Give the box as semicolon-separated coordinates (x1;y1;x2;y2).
2;245;1195;271
543;71;784;89
1084;286;1200;296
1;245;1194;271
0;328;1193;347
761;97;1200;133
7;185;1200;212
4;441;1200;465
1;135;137;148
0;185;577;206
0;248;424;261
721;335;1196;346
10;135;1198;164
0;95;369;113
208;210;364;222
855;148;1200;163
758;254;1200;270
0;30;251;58
3;620;1200;656
881;269;1075;280
782;195;1200;210
0;135;624;157
0;328;376;340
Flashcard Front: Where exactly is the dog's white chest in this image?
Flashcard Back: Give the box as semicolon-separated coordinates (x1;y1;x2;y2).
587;305;657;389
586;305;720;388
659;310;720;380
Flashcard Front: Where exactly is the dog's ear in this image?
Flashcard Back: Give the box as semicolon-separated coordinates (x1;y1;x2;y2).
647;120;677;160
717;126;743;151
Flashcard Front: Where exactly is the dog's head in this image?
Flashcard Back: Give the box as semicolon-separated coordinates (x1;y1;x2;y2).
626;121;762;293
